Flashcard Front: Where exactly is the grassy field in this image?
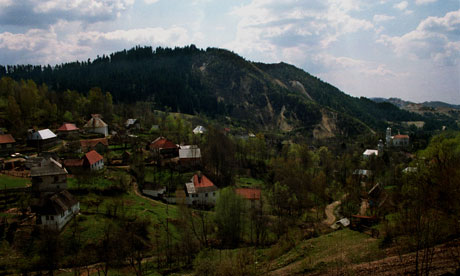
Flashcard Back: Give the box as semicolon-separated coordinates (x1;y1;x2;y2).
235;177;264;188
262;228;385;275
0;174;30;189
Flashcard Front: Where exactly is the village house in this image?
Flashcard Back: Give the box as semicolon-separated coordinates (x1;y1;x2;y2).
0;134;15;156
33;190;80;231
192;125;206;135
125;118;140;130
57;123;79;138
83;114;108;136
150;137;179;158
83;150;104;171
363;149;378;159
31;157;68;194
179;145;201;167
235;188;261;208
185;173;218;206
27;129;59;150
80;138;109;153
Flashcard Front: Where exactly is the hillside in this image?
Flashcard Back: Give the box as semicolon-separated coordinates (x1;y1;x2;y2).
2;45;456;137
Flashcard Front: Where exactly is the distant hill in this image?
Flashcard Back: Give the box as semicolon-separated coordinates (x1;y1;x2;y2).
2;45;457;137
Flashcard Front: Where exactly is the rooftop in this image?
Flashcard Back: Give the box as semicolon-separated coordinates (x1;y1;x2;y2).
0;134;15;144
57;123;79;131
84;150;103;165
150;137;177;150
30;158;68;177
236;188;261;200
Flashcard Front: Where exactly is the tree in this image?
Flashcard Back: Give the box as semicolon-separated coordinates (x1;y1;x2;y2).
214;188;245;247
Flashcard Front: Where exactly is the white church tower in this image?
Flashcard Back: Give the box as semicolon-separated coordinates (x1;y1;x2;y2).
386;127;392;146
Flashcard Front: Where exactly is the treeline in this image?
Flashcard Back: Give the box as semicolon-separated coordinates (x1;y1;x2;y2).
2;45;451;134
0;77;113;137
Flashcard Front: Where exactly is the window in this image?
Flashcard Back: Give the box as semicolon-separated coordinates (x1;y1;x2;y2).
6;144;11;148
213;192;216;196
205;193;208;197
46;215;49;220
50;216;54;220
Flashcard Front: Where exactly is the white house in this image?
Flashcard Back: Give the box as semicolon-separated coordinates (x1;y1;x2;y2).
185;173;218;206
27;129;59;149
35;190;80;231
30;157;68;194
84;114;108;136
363;149;379;159
179;145;201;166
192;125;206;135
83;150;104;171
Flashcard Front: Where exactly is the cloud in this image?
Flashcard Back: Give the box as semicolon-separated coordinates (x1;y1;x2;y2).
378;9;460;65
228;0;374;57
394;1;408;11
0;23;191;64
373;14;395;22
144;0;160;4
0;0;134;27
415;0;438;5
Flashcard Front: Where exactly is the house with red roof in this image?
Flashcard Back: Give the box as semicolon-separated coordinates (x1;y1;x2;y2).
236;188;262;207
0;134;16;156
185;173;218;205
392;134;410;147
83;150;104;171
150;136;179;158
80;138;109;153
57;123;79;138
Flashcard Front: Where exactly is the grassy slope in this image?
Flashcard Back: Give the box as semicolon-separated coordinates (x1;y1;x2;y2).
0;174;30;189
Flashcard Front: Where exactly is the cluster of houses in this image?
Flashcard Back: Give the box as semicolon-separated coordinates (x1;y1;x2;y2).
363;127;410;158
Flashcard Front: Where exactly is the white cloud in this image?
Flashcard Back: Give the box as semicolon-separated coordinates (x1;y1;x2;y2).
0;0;12;7
144;0;159;4
378;10;460;65
373;14;395;22
415;0;438;5
394;1;408;11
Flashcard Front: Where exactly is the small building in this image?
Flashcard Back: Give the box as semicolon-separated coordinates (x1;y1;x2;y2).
27;129;59;150
83;150;104;171
80;138;109;153
150;137;178;158
393;134;410;147
83;114;108;137
363;149;378;159
31;158;68;194
125;119;140;130
402;167;417;174
185;173;218;206
235;188;261;207
63;159;84;174
57;123;79;138
0;134;16;156
192;125;206;135
34;190;80;231
179;145;201;166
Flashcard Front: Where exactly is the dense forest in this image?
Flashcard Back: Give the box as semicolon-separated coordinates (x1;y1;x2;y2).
2;45;456;135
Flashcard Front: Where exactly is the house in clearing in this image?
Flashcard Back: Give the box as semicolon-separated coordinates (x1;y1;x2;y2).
83;114;108;136
80;138;109;153
185;173;218;206
0;134;16;156
27;129;59;150
150;137;179;158
125;118;140;130
31;157;68;195
179;145;201;167
235;188;261;207
83;150;104;171
57;123;79;138
34;190;80;231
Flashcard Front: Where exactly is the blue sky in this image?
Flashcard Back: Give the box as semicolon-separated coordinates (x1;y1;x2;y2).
0;0;459;104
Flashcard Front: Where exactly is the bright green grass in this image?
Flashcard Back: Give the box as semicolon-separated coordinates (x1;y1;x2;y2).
0;174;30;189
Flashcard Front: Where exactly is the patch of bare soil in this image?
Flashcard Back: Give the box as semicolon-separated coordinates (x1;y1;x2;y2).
323;200;340;225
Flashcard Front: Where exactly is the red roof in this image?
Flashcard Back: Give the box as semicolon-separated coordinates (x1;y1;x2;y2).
150;137;177;150
394;134;409;139
58;123;79;131
80;138;109;149
0;134;15;144
236;188;261;200
193;174;215;189
84;150;103;165
63;159;83;167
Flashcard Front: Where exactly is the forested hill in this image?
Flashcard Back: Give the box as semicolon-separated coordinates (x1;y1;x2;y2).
1;45;453;135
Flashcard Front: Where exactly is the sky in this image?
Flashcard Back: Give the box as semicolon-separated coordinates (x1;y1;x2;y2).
0;0;459;104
